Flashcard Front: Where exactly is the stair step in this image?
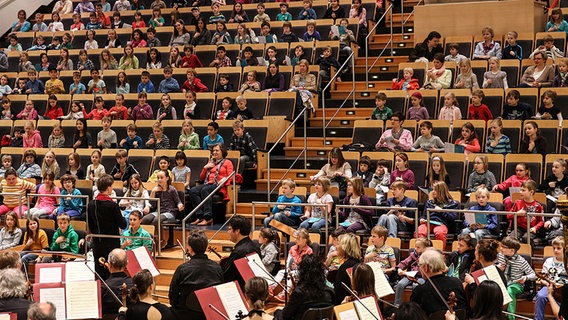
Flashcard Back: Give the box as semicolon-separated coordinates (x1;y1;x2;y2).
268;156;328;169
289;137;352;147
256;178;312;191
261;168;319;180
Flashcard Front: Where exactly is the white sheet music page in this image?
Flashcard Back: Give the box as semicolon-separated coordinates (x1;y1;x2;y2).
65;281;100;319
366;262;394;298
483;264;512;305
338;308;359;320
354;296;381;320
132;246;160;277
65;261;95;282
39;266;63;283
246;253;276;286
40;287;66;320
215;282;248;319
0;314;11;320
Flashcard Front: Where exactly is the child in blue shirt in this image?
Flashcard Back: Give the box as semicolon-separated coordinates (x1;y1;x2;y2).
69;71;86;94
158;66;180;94
25;70;44;94
119;123;143;151
461;187;498;239
298;0;317;20
202;121;224;150
264;179;302;227
137;71;155;93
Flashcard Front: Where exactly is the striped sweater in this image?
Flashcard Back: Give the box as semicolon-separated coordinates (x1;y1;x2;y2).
1;178;36;208
485;134;512;155
497;252;535;286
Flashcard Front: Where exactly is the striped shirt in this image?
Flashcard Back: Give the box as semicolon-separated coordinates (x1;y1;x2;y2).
485;134;512;155
1;178;36;208
497;252;535;286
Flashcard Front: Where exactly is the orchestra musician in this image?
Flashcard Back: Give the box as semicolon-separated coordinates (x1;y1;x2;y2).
27;302;56;320
0;268;32;320
101;248;132;317
410;248;467;316
169;230;223;320
221;215;260;289
87;174;127;279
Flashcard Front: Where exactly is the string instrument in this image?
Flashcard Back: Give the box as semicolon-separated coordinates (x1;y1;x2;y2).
208;246;228;265
98;257;110;270
536;272;563;301
121;283;127;307
448;291;456;314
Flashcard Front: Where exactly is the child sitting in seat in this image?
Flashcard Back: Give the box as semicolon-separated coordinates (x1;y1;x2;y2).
364;226;396;275
498;236;536;320
461;187;497;239
264;179;302;228
445;234;475;281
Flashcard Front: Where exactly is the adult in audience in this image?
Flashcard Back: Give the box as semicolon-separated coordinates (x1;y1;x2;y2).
274;254;334;320
102;249;133;317
191;18;212;46
52;0;73;14
188;143;234;226
0;268;32;320
289;59;317;116
375;112;413;152
221;215;260;289
519;51;555;87
409;31;443;63
334;233;362;304
27;302;56;320
410;248;467;316
169;230;223;320
9;10;31;37
170;19;191;47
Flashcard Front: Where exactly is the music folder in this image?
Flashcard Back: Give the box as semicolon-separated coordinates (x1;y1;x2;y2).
234;253;276;286
126;246;160;277
470;264;512;305
195;281;249;320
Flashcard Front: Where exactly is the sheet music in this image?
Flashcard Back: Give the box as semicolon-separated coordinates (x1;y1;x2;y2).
40;287;66;320
39;266;63;283
65;261;95;282
246;254;276;286
338;308;359;320
483;265;512;305
366;262;394;298
66;281;100;320
405;271;418;278
0;314;10;320
331;25;340;37
464;212;476;225
215;282;248;320
354;297;381;320
132;246;160;277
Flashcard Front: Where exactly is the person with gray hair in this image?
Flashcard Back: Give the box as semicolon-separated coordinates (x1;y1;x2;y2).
102;249;132;317
409;248;467;317
27;302;56;320
0;268;32;320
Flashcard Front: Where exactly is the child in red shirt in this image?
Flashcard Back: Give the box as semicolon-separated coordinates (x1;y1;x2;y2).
507;179;544;245
85;96;110;120
109;94;129;120
468;89;493;121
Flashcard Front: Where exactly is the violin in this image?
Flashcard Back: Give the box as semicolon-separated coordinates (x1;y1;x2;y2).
536;272;563;301
98;257;110;270
121;283;127;307
448;291;456;314
208;246;228;265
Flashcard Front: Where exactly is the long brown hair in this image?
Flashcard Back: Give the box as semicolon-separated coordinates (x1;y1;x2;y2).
427;156;448;187
26;216;40;243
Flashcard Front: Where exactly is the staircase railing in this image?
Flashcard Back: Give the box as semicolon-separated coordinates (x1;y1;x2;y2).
266;106;310;201
321;50;355;145
365;3;394;87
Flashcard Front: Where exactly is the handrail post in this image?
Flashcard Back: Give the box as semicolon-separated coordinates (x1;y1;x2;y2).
181;173;234;262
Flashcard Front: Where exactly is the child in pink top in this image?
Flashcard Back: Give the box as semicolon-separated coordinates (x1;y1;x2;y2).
454;122;481;157
492;163;530;211
17;100;38;120
23;120;42;149
29;171;60;219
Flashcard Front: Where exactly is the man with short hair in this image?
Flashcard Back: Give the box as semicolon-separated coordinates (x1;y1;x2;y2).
102;249;132;317
221;215;260;288
28;302;56;320
410;248;467;316
169;230;223;320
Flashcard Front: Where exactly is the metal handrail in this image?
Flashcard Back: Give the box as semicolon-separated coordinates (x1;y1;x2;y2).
365;3;394;87
251;201;329;255
1;192;27;216
335;204;419;236
526;212;560;245
266;106;309;201
85;233;156;260
425;208;516;240
25;193;88;219
321;51;355;145
181;173;235;262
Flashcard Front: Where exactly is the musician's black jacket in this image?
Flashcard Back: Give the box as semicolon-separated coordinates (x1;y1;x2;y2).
221;237;260;289
102;271;133;316
410;274;468;316
169;253;223;320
